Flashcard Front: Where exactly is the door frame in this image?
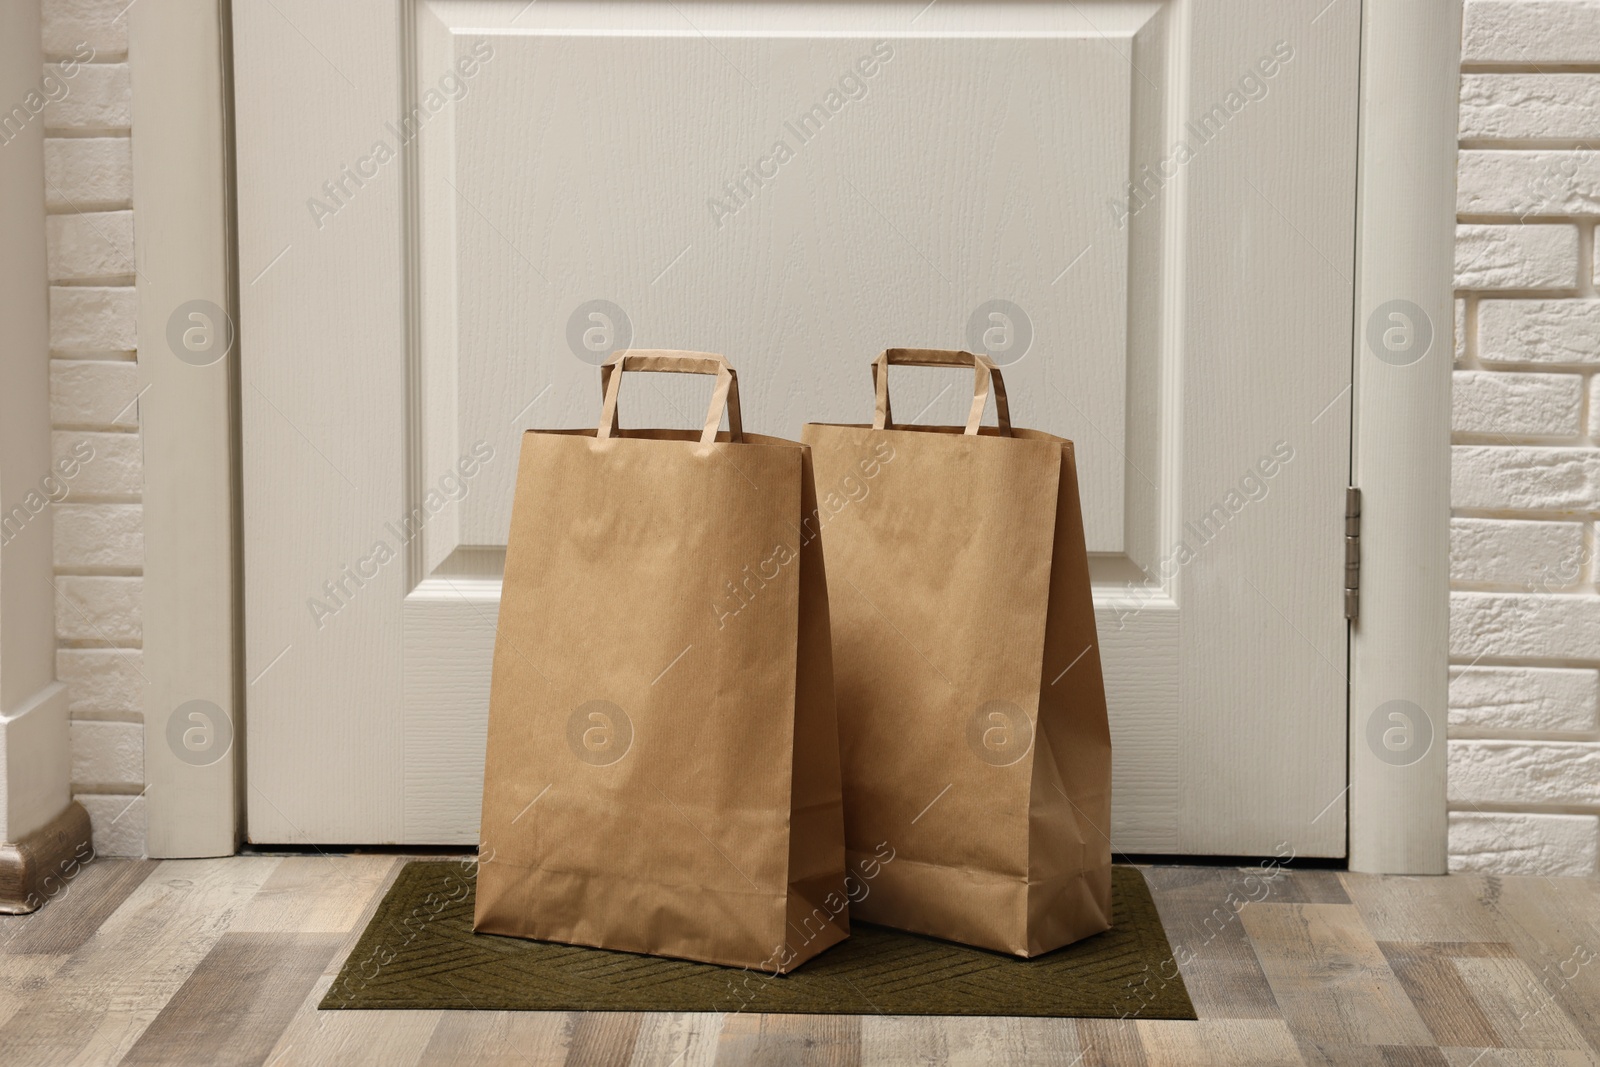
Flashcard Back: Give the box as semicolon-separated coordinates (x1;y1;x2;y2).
1346;0;1458;874
131;0;1456;871
131;0;239;859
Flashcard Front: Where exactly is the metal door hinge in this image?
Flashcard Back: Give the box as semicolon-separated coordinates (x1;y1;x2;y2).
1344;486;1361;620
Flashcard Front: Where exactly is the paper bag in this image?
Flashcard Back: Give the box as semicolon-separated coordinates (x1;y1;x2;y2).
801;348;1112;956
475;350;849;972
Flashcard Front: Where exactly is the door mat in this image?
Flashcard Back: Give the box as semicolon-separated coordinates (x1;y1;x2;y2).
321;861;1195;1018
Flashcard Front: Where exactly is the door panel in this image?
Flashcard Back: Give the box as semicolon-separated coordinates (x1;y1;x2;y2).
435;29;1132;554
236;0;1357;854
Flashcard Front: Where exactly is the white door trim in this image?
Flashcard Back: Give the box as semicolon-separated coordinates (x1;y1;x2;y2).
130;0;239;858
1346;0;1460;874
131;0;1458;871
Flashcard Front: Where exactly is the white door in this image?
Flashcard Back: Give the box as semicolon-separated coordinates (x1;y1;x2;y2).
235;0;1358;854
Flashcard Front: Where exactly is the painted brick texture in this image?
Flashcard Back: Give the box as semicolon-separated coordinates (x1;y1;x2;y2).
1450;666;1599;733
1452;0;1600;877
43;1;143;857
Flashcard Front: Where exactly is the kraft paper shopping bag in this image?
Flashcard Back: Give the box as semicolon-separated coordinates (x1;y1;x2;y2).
802;348;1112;956
475;350;848;972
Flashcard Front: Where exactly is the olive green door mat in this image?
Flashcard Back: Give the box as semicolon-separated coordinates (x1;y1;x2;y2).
321;861;1195;1018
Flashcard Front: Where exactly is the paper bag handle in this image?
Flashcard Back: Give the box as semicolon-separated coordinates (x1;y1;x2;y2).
871;348;1012;436
597;349;743;445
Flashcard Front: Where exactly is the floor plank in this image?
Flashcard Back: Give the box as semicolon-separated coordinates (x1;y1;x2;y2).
229;854;399;934
1137;1019;1305;1066
1141;867;1282;1020
1256;870;1351;906
0;857;278;1066
565;1011;645;1066
1466;876;1600;1054
1342;874;1504;944
1452;956;1593;1052
714;1014;861;1066
0;954;67;1030
1441;1051;1598;1066
1379;942;1508;1049
257;856;442;1067
1075;1018;1148;1066
859;1015;1082;1065
629;1012;724;1067
1240;903;1435;1048
418;1010;572;1065
120;931;343;1065
0;858;155;955
262;975;441;1067
1297;1044;1453;1066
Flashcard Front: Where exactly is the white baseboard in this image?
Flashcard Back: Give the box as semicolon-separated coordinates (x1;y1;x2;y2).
1;682;72;843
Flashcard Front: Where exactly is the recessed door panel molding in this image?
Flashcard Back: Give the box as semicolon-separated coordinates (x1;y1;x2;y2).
416;3;1161;564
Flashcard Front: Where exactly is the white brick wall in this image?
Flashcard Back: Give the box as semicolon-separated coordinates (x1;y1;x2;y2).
1448;812;1599;877
43;138;132;208
42;0;144;857
50;360;139;428
1452;370;1583;435
1458;151;1600;217
68;720;142;789
41;0;127;57
1461;74;1600;140
1449;518;1585;586
52;503;142;568
52;431;141;497
1451;0;1600;877
39;62;129;130
48;286;136;350
1450;666;1598;732
1464;1;1600;63
1478;300;1600;364
45;210;134;283
56;648;143;717
1454;224;1578;289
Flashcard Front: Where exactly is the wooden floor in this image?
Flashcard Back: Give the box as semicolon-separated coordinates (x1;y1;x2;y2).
1;856;1597;1066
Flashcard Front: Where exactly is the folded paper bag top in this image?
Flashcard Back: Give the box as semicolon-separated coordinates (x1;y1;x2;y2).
474;349;850;973
801;348;1113;957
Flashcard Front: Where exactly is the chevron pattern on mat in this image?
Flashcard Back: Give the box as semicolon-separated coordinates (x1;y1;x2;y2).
321;862;1195;1018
